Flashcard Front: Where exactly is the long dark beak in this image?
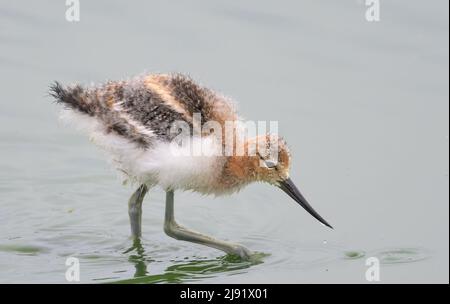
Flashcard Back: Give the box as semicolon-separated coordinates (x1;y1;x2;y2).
278;178;333;229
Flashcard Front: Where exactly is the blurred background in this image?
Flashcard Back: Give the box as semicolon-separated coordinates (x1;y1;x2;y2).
0;0;448;283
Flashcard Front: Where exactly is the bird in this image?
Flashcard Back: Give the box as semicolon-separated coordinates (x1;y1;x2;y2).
49;73;332;260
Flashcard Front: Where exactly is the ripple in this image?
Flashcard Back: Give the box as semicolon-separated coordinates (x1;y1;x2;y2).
373;248;430;265
81;237;268;284
252;237;344;271
343;250;366;260
111;253;265;284
0;244;49;256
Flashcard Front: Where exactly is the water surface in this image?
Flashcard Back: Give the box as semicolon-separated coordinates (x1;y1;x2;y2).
0;0;448;283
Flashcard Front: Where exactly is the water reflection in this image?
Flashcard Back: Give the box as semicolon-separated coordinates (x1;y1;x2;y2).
123;239;151;278
117;239;267;284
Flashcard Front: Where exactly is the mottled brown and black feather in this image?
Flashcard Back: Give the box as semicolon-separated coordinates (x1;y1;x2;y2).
120;80;191;140
50;81;154;149
50;74;237;150
168;74;214;122
50;82;95;115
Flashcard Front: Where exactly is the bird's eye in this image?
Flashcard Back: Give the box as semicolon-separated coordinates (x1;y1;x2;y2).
265;160;277;169
258;154;277;169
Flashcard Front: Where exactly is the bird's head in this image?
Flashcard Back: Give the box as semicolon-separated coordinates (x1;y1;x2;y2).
236;134;333;229
247;134;291;183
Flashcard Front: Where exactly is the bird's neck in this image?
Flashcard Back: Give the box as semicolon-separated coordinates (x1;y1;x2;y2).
217;137;264;191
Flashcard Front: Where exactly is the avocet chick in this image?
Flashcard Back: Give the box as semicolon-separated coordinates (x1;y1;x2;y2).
50;73;332;260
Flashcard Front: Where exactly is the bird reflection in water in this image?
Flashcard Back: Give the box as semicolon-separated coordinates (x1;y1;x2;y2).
120;239;267;284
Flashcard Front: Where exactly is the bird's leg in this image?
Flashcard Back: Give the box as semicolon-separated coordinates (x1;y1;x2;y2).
128;184;148;238
163;190;253;260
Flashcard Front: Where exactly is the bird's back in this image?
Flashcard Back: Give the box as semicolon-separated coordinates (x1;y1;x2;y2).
50;74;238;149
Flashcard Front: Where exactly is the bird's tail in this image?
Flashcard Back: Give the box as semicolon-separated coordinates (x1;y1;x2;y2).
49;81;153;148
49;81;98;116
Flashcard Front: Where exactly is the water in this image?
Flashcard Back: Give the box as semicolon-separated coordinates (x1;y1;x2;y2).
0;0;448;283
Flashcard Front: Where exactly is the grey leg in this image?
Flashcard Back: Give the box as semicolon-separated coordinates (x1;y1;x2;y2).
163;190;253;260
128;184;148;238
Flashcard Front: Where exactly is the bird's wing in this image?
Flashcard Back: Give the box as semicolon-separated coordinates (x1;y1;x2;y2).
50;74;238;148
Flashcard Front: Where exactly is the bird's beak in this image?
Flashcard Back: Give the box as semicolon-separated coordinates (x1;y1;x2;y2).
278;178;333;229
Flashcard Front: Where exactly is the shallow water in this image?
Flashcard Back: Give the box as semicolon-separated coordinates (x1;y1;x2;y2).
0;0;448;283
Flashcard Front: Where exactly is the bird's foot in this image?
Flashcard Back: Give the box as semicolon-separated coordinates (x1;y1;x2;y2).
229;244;253;260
